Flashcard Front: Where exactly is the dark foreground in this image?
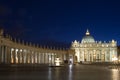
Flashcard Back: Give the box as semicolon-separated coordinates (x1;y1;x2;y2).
0;64;120;80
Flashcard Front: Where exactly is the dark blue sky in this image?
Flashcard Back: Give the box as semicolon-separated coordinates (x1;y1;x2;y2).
0;0;120;46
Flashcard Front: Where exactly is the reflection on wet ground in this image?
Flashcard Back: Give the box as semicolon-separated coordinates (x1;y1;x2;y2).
0;64;119;80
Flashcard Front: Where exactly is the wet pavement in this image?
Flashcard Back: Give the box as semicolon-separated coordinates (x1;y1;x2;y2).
0;64;119;80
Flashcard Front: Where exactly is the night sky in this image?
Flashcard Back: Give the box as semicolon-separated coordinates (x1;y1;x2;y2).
0;0;120;47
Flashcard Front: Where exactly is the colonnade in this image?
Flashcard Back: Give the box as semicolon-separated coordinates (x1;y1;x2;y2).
9;48;67;64
0;45;70;64
0;29;74;64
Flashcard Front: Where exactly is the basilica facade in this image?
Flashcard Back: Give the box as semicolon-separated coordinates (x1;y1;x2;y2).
71;29;117;63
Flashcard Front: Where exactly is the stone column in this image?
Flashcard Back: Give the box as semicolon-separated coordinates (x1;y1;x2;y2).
88;51;90;61
38;52;41;64
16;49;18;64
93;50;96;62
29;51;32;64
0;46;1;63
49;52;52;64
61;53;64;64
41;53;43;64
52;53;54;64
14;49;16;63
64;53;66;61
25;50;28;64
48;53;50;64
13;49;16;64
17;49;20;64
40;53;43;64
47;53;49;64
108;50;110;61
18;50;20;63
99;51;100;62
45;53;47;64
85;50;88;61
34;52;36;63
103;51;105;62
50;53;52;64
7;47;11;64
112;49;114;61
23;50;26;64
90;52;92;62
99;50;101;62
53;53;56;65
33;52;35;64
35;52;37;63
44;53;46;64
96;51;98;62
40;53;42;64
91;52;93;62
37;53;39;64
82;51;84;62
39;53;41;64
19;49;22;63
51;53;53;64
27;50;30;64
10;48;13;63
4;46;8;63
1;46;4;63
29;51;31;64
72;53;75;64
43;53;45;64
84;50;87;62
104;51;106;62
60;53;63;64
6;46;10;64
31;52;33;64
25;51;28;64
31;52;34;64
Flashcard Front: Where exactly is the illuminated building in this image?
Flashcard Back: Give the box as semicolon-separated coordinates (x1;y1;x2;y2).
71;29;118;63
0;29;74;64
0;28;118;64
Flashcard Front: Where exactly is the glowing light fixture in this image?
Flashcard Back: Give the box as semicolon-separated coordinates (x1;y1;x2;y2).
55;58;61;66
112;57;118;61
86;29;90;35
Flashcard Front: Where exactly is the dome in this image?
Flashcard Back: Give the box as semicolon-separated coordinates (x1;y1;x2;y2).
81;29;95;43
